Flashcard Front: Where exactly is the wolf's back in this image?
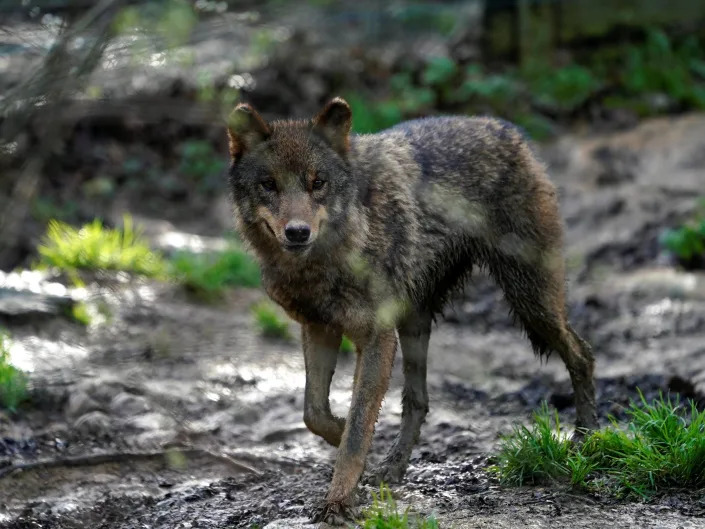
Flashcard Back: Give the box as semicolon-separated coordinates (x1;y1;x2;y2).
347;115;559;310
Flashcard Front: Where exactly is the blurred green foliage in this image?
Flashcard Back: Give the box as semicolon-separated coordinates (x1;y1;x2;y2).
69;302;93;326
339;335;355;354
252;300;290;340
390;4;457;37
178;140;227;194
114;0;197;49
421;57;458;87
623;30;705;110
349;29;705;140
0;330;28;412
453;65;519;108
660;203;705;269
36;217;262;299
527;64;601;112
37;216;167;279
169;246;261;301
31;197;79;224
347;95;403;135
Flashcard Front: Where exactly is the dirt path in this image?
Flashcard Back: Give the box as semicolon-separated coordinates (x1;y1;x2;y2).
2;114;705;528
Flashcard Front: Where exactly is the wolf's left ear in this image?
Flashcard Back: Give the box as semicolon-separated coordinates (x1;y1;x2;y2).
227;103;271;161
312;97;352;156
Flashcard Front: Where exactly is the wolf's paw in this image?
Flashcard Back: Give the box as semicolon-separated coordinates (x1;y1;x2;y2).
572;420;598;444
571;426;594;444
575;408;599;435
365;462;407;486
310;500;357;526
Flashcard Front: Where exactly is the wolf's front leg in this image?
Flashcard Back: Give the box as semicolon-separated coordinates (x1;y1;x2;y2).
369;310;431;484
302;323;346;447
312;330;397;525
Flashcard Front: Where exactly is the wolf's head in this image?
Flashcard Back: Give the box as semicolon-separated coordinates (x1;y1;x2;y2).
227;98;358;259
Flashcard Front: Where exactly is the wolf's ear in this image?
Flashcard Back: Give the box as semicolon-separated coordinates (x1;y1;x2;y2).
312;97;352;156
227;103;270;160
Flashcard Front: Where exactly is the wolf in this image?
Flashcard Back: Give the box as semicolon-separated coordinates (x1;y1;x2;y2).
226;98;598;524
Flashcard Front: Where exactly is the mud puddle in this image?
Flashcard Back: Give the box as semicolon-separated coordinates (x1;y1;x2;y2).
2;115;705;528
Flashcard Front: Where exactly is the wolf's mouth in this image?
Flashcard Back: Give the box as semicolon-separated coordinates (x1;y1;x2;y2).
283;242;311;254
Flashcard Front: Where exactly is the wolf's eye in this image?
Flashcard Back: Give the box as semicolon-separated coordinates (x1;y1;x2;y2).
260;179;277;192
312;179;326;191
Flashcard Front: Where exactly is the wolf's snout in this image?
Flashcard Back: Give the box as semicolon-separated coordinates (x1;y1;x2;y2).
284;221;311;244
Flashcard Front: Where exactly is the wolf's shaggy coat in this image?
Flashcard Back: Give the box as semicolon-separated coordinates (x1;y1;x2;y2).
227;98;598;524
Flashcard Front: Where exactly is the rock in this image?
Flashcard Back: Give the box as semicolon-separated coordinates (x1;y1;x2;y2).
592;145;639;186
109;392;151;417
0;271;73;323
264;517;317;528
65;390;103;420
73;411;112;436
125;412;176;433
80;379;126;405
260;424;308;443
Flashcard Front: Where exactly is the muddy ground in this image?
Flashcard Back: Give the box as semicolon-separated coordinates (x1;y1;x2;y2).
1;113;705;528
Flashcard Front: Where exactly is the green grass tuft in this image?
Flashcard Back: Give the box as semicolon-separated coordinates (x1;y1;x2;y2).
494;392;705;497
168;246;261;301
0;330;28;412
339;335;355;354
69;302;93;326
660;204;705;269
37;216;167;278
35;217;262;299
359;484;439;529
251;300;290;340
493;402;574;486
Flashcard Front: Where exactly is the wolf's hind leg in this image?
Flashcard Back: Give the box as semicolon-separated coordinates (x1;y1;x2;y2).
369;310;432;484
526;318;598;434
553;324;598;434
302;323;346;446
489;253;599;433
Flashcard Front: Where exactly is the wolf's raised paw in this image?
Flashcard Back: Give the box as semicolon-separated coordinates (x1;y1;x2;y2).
310;500;357;526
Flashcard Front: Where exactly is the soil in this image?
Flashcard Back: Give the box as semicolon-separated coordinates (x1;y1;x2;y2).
1;111;705;529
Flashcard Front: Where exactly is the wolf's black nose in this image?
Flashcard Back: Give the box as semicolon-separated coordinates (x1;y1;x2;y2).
285;222;311;244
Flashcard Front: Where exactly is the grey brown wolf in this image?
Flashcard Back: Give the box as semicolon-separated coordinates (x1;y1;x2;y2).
226;98;598;524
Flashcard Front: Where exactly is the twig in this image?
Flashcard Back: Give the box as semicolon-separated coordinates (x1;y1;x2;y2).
226;449;317;471
0;447;262;479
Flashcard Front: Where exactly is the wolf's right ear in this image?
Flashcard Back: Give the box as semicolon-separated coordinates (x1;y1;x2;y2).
227;103;270;160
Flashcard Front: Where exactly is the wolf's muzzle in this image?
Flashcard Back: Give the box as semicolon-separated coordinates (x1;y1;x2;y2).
284;221;311;244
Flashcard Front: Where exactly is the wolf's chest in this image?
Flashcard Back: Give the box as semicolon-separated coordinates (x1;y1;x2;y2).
267;285;336;325
261;267;371;330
